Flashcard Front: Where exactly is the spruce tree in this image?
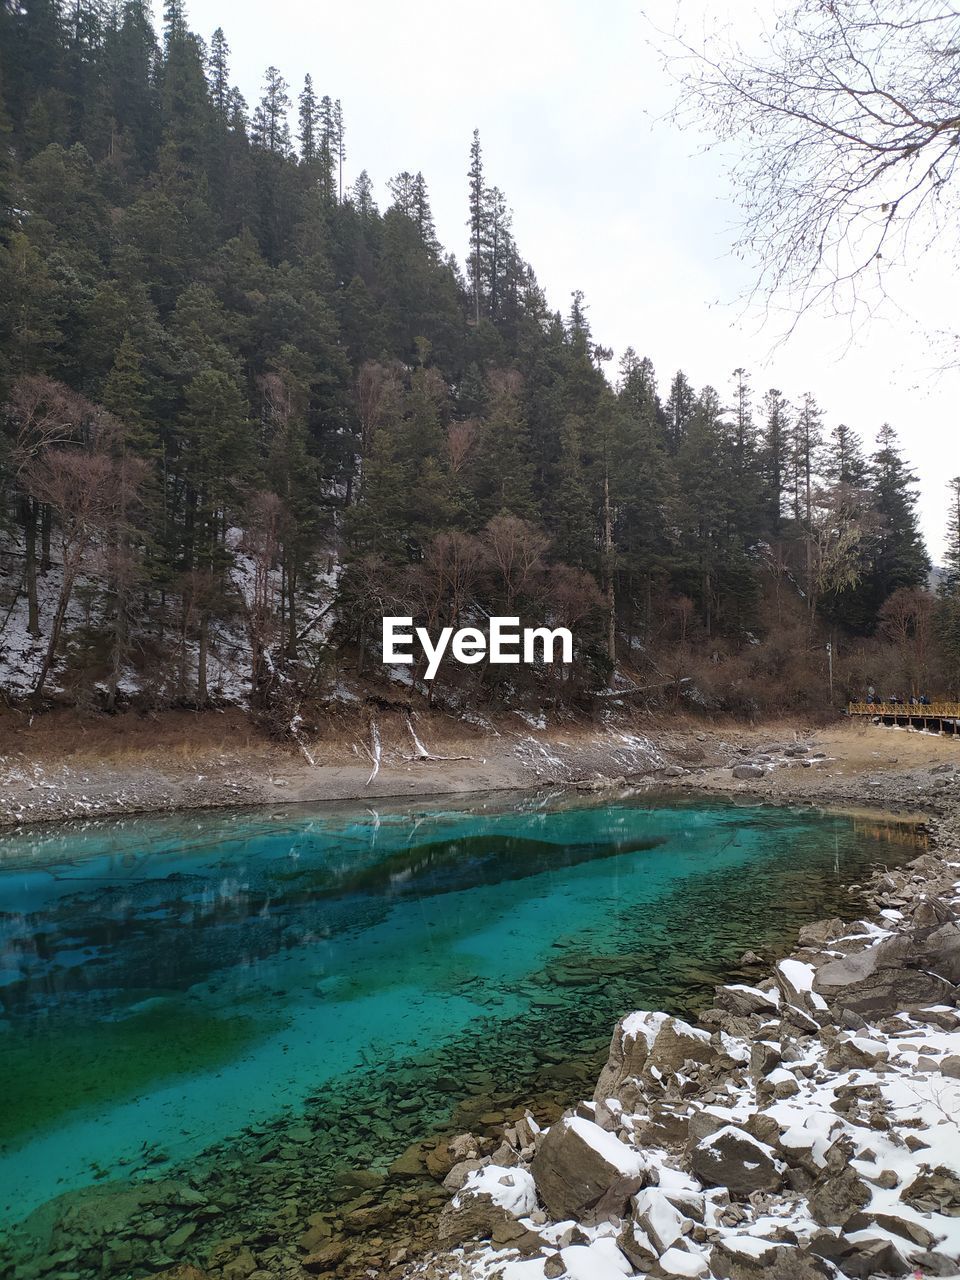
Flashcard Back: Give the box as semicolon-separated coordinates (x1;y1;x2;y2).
253;66;291;155
208;27;230;121
867;423;930;604
467;129;483;324
298;74;317;163
943;476;960;593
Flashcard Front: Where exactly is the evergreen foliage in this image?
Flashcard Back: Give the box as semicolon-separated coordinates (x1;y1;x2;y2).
0;0;941;715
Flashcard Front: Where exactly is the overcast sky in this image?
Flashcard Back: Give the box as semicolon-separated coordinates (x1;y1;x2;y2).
158;0;958;559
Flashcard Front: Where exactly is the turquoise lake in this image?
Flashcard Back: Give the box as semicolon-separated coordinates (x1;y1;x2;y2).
0;789;921;1276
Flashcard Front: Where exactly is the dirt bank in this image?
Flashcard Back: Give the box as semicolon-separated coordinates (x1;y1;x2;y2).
1;707;957;829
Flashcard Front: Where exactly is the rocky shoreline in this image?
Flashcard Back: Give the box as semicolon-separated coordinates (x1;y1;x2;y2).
401;770;960;1280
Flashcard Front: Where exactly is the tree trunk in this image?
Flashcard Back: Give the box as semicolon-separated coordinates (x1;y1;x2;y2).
105;585;127;714
603;468;616;670
22;497;41;639
33;567;75;701
40;503;51;572
197;611;208;707
287;559;298;660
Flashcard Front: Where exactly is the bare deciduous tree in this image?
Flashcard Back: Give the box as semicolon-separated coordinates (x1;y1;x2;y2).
483;514;549;614
26;444;146;702
3;377;97;638
663;1;960;329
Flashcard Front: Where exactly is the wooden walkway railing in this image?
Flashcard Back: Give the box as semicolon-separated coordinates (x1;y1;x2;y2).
847;701;960;736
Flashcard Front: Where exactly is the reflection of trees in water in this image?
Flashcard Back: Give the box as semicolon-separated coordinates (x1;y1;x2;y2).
0;830;664;1018
852;818;927;850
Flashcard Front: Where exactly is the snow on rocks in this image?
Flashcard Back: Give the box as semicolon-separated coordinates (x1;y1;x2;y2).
530;1116;648;1223
407;841;960;1280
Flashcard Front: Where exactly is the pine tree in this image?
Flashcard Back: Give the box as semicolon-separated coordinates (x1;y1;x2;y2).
298;74;317;163
793;392;824;610
208;27;230;121
868;423;931;603
823;422;869;514
0;50;16;245
332;97;345;201
318;93;335;201
467;128;483;324
760;388;790;535
664;370;694;454
102;332;154;454
162;0;187;51
943;476;960;593
350;170;376;219
252;66;291;155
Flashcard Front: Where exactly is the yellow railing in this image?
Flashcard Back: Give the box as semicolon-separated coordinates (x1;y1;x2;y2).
848;701;960;718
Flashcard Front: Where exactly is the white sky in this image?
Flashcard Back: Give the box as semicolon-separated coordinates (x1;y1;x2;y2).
160;0;959;559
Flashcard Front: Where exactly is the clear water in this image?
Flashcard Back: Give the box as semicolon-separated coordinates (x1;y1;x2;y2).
0;789;921;1275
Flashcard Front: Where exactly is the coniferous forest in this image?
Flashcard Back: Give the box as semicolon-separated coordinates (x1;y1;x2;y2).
1;0;958;726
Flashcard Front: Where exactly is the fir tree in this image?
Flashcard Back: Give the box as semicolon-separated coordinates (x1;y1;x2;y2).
298;73;317;163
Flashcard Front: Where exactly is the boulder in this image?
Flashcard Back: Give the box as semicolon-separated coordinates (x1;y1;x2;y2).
531;1115;647;1223
807;1165;871;1227
813;935;956;1015
921;922;960;983
594;1012;714;1108
732;765;765;780
711;1240;831;1279
868;1212;938;1248
442;1158;485;1191
302;1243;351;1275
939;1054;960;1079
632;1187;688;1254
907;1250;960;1277
617;1221;660;1272
714;984;780;1018
688;1126;784;1197
823;1035;888;1072
809;1233;911;1277
437;1190;544;1252
900;1165;960;1215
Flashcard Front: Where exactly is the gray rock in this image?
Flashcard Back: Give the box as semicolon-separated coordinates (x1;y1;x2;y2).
807;1164;871;1227
939;1054;960;1079
814;935;956;1014
442;1158;486;1191
594;1014;715;1108
531;1116;647;1223
631;1187;692;1254
438;1191;545;1252
688;1126;784;1197
616;1221;659;1272
907;1250;960;1277
900;1165;960;1215
921;922;960;983
798;921;844;952
807;1231;911;1277
868;1211;938;1248
711;1241;831;1279
732;765;765;780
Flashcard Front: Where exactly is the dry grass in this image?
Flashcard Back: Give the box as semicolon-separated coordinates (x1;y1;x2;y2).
0;706;285;769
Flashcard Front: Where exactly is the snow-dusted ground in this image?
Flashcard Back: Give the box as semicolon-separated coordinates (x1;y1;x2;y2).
1;533;340;708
